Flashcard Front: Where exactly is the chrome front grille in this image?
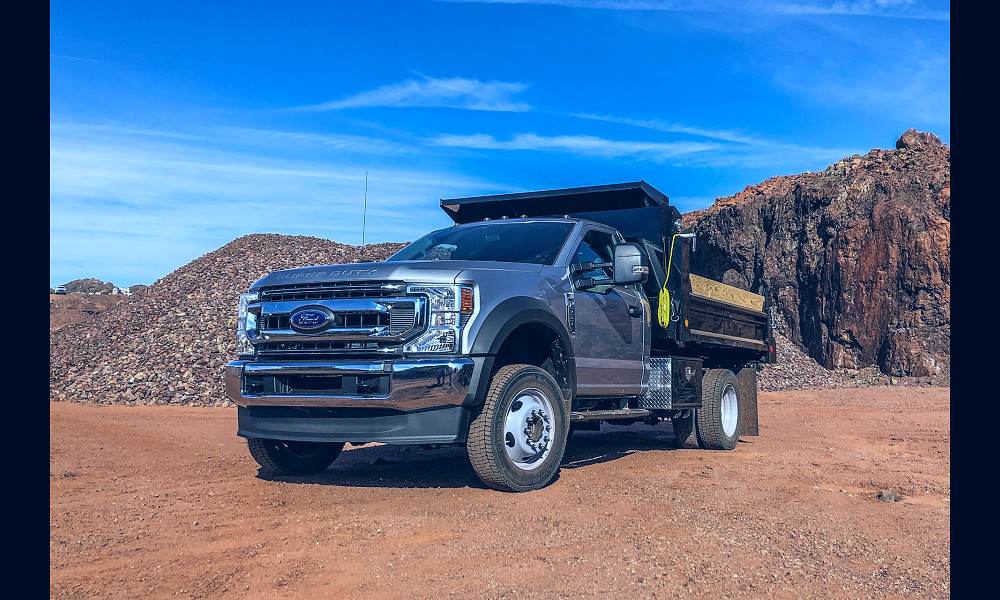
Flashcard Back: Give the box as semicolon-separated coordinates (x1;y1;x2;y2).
261;312;393;331
250;297;425;350
259;281;405;302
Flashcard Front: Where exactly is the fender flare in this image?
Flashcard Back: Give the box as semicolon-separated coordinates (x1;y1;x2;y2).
467;297;576;403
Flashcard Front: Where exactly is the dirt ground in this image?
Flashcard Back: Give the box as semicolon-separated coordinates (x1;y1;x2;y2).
50;387;950;600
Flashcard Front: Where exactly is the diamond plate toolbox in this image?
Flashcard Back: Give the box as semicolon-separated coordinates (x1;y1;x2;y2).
640;357;672;409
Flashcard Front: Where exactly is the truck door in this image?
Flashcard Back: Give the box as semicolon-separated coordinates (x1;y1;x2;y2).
570;228;645;395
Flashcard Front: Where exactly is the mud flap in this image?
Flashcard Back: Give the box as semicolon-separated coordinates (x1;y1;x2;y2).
736;367;759;436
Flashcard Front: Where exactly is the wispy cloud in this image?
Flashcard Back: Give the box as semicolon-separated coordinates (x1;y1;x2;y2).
774;51;950;126
430;132;717;159
218;127;416;155
441;0;949;20
571;113;856;156
296;75;531;112
49;122;500;286
50;54;101;62
572;114;767;145
771;1;949;20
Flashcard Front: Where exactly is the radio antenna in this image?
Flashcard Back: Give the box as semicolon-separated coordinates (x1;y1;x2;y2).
362;171;368;247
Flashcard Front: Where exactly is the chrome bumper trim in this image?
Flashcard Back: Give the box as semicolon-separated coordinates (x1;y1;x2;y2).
225;358;476;410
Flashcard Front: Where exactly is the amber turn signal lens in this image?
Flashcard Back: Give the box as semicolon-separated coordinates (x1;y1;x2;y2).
460;287;474;313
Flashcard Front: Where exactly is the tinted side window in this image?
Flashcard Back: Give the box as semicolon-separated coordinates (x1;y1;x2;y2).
573;230;616;286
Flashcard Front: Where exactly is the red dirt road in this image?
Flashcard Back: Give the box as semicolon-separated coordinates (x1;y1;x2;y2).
50;387;950;599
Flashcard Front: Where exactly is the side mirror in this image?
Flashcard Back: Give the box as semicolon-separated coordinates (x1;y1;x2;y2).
612;243;649;285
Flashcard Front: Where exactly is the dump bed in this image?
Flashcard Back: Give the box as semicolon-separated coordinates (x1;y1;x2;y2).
441;181;775;364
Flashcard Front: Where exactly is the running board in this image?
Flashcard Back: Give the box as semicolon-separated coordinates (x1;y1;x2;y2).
569;408;652;422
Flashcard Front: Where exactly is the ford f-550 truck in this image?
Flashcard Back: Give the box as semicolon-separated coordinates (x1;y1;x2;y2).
225;182;776;491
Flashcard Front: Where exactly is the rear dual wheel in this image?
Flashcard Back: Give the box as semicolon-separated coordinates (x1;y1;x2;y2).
672;368;742;450
696;368;742;450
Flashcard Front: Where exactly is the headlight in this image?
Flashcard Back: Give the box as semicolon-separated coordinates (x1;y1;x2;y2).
405;285;475;353
236;292;259;356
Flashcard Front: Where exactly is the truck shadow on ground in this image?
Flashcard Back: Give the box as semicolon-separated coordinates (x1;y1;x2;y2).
254;421;683;489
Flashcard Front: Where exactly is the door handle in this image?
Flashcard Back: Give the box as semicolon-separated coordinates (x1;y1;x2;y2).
628;305;642;318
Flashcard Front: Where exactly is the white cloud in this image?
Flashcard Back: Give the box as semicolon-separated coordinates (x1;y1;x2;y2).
428;129;852;168
430;132;717;159
49;122;499;286
441;0;949;20
571;114;769;145
774;52;950;126
296;75;531;112
571;113;856;157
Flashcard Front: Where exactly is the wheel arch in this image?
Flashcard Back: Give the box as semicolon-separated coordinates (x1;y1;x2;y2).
469;297;575;402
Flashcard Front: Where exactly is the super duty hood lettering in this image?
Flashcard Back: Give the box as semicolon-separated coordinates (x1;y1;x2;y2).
274;268;381;280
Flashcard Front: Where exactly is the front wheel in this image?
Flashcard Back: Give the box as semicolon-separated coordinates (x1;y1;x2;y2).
467;364;569;492
247;438;345;475
696;369;742;450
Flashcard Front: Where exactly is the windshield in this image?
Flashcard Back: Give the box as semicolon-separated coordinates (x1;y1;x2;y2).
387;221;575;265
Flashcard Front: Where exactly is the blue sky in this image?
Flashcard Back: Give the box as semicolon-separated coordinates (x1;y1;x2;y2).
50;0;950;288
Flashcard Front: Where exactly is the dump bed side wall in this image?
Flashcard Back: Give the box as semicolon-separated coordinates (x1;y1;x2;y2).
654;235;772;364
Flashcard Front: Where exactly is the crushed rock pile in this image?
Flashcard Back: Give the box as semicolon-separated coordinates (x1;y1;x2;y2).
758;331;925;391
49;234;406;406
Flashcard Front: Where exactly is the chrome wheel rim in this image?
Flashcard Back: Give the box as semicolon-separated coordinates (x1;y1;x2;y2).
503;387;555;471
721;384;739;438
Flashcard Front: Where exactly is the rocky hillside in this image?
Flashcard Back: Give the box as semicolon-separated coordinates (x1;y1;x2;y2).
49;235;406;406
684;129;949;381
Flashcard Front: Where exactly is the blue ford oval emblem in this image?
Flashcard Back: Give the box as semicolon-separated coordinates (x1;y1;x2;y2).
289;307;331;333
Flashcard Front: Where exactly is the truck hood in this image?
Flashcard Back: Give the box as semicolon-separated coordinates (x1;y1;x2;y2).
249;260;544;290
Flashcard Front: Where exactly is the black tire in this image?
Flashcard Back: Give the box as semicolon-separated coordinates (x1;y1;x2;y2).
466;364;569;492
671;411;700;449
696;369;742;450
247;438;345;475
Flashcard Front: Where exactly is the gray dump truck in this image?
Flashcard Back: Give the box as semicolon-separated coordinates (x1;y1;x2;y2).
225;182;776;491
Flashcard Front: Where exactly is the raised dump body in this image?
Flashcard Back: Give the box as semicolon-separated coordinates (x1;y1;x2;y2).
441;180;776;365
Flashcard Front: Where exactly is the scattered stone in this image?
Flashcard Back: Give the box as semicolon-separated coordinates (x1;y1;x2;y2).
877;489;903;503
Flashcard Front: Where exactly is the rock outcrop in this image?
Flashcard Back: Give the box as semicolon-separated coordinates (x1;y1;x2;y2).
63;278;117;294
685;129;950;379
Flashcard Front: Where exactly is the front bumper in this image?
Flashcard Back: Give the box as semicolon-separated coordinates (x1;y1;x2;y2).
226;357;482;444
225;358;478;410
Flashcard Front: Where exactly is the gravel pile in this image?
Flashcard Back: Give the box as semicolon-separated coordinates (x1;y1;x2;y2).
759;331;909;391
51;233;935;407
49;234;406;406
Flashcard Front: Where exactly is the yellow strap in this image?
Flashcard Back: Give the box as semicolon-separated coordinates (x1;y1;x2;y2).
658;288;671;327
658;233;680;328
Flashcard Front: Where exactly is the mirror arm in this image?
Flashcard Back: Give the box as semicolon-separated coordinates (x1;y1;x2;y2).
571;261;612;273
